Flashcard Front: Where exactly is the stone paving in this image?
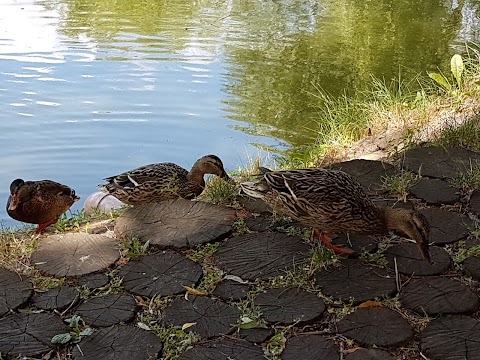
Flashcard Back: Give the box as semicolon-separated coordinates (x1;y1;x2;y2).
1;146;480;359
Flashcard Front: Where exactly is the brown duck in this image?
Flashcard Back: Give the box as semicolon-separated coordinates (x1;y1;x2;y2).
7;179;80;234
241;167;431;263
98;154;230;205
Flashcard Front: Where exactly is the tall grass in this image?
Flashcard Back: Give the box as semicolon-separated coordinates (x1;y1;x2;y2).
281;47;480;167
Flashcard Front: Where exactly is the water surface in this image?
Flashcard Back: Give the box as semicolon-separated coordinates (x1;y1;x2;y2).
0;0;479;226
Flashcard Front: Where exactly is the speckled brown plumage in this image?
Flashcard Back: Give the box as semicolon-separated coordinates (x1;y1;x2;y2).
241;168;430;262
7;179;79;234
98;155;230;205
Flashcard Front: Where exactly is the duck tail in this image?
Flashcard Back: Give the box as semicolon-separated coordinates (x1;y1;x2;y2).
240;180;269;199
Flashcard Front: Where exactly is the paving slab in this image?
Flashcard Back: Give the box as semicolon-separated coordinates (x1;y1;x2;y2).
337;307;413;347
31;233;120;277
214;232;309;281
344;348;395;360
281;334;338;360
420;315;480;360
328;159;396;194
384;243;451;276
471;190;480;213
0;313;67;357
254;287;325;325
162;296;241;338
410;178;460;204
0;268;33;317
400;277;479;315
237;196;272;214
403;146;480;178
32;286;79;311
118;251;203;297
72;325;163;360
238;327;274;343
315;260;396;304
463;256;480;280
419;208;472;245
245;214;273;232
78;273;110;289
114;199;234;248
178;339;265;359
75;294;137;327
213;279;250;301
331;234;378;255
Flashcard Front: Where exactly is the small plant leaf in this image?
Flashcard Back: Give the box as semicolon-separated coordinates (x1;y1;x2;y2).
137;322;151;331
51;333;72;344
65;315;81;328
181;322;197;330
182;285;208;296
428;72;451;91
450;54;464;88
79;328;94;337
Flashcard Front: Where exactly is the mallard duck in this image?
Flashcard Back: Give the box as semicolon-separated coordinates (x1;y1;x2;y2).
98;154;230;205
241;167;431;263
7;179;80;234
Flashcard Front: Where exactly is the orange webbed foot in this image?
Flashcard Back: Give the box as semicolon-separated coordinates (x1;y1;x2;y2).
311;228;354;255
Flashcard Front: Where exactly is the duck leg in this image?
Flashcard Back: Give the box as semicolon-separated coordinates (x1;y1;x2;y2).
35;219;58;234
311;228;354;255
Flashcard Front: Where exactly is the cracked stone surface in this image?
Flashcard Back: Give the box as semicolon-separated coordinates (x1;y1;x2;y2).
254;287;325;325
0;268;33;317
337;307;413;347
471;190;480;214
214;232;309;281
118;251;202;297
281;334;338;360
410;178;460;204
384;243;451;276
400;277;479;315
114;199;234;248
32;286;79;311
30;233;120;277
238;328;274;343
162;296;241;338
463;256;480;280
403;146;480;178
72;325;163;360
328;159;396;194
78;273;110;289
314;260;396;304
213;279;250;301
177;339;265;360
420;315;480;360
331;234;378;255
0;313;67;357
419;208;472;244
75;294;137;327
344;348;396;360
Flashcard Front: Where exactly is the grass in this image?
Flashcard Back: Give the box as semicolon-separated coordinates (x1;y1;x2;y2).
122;236;150;258
382;170;420;201
200;176;239;204
54;208;125;233
278;49;480;168
450;164;480;191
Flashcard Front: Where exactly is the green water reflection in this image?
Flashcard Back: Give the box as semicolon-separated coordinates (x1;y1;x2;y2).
44;0;477;148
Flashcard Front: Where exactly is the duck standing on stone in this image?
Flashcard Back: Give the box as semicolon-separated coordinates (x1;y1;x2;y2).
241;167;431;263
7;179;80;234
98;154;230;205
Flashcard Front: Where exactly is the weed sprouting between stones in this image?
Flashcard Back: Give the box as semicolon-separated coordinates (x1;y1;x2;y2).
185;242;221;263
122;236;150;258
450;164;480;192
381;170;420;201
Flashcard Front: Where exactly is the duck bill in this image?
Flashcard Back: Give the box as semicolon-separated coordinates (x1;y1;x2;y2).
220;170;232;182
7;195;19;211
417;241;431;264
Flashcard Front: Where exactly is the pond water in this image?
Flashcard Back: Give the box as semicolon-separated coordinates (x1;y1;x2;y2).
0;0;479;226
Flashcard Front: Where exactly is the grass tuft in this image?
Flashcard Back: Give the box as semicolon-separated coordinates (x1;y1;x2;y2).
201;176;239;204
450;164;480;191
382;170;419;201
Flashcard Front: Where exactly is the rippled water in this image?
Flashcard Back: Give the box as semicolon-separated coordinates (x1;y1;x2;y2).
0;0;479;226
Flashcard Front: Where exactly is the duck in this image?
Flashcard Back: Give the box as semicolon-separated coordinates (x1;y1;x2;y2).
7;179;80;234
240;167;431;263
98;154;230;205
